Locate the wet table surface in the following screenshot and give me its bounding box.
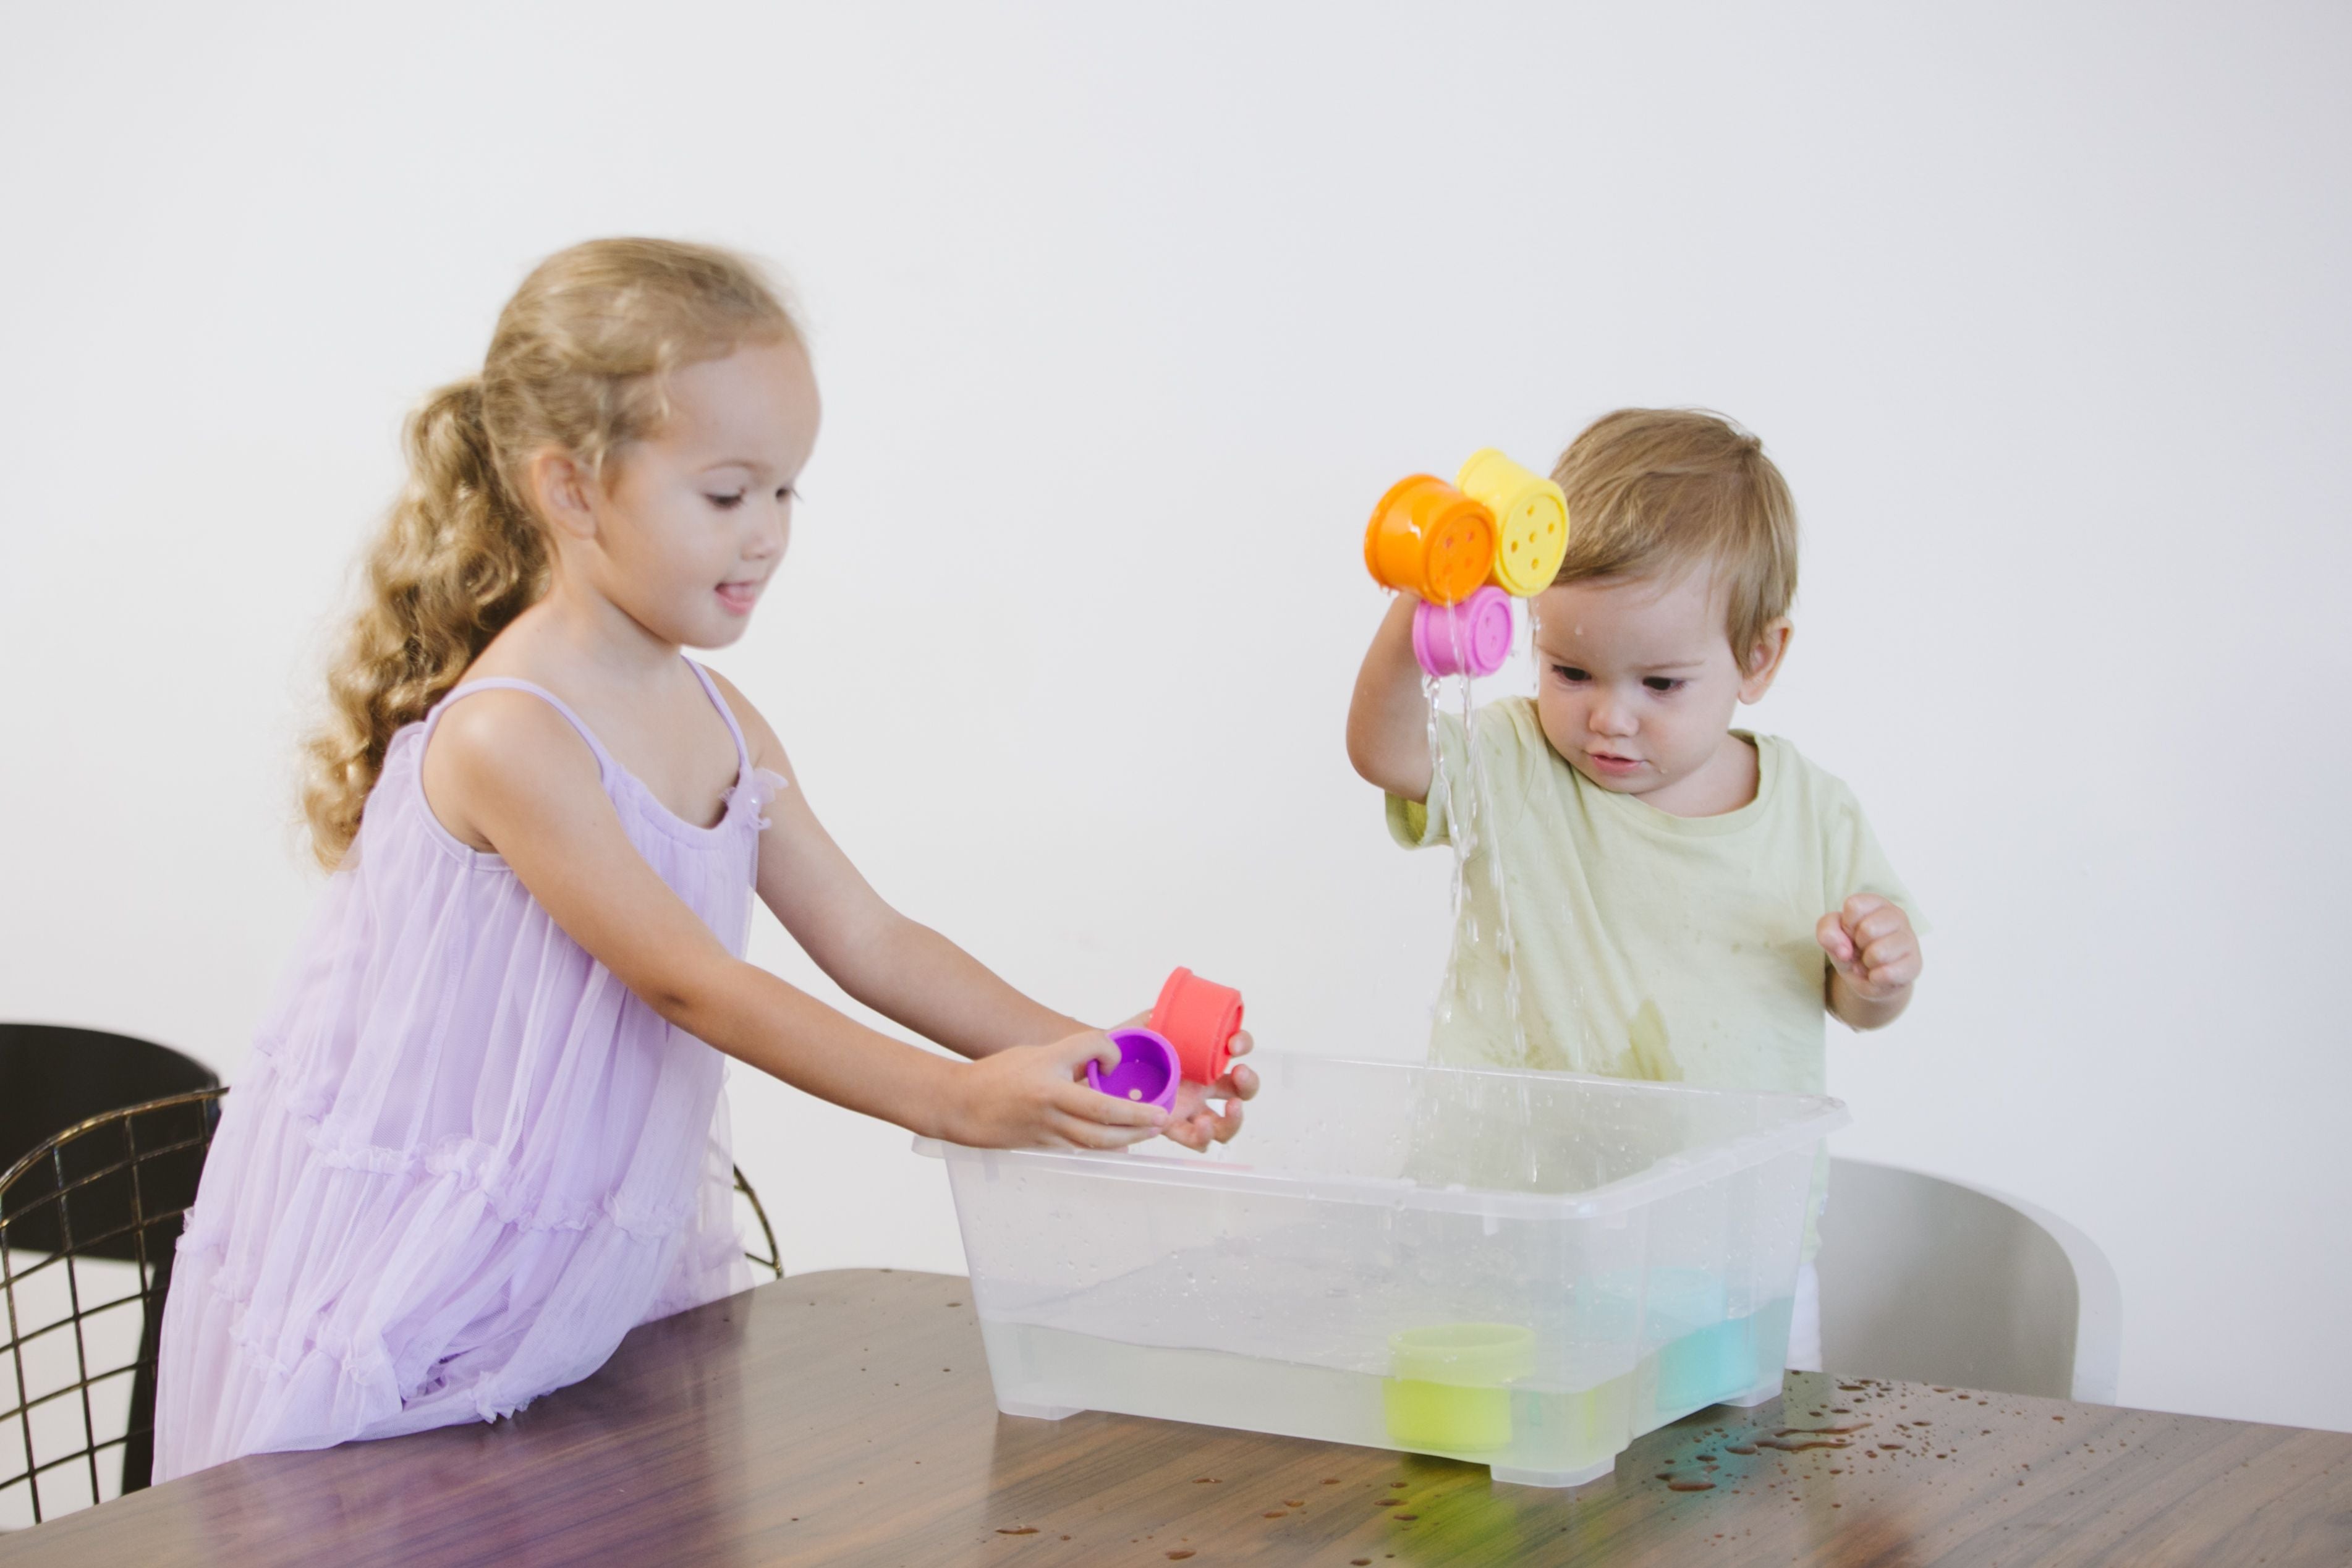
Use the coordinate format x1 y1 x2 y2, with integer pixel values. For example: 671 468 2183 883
7 1268 2349 1566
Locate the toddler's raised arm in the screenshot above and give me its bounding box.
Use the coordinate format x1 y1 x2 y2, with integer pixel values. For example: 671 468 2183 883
1346 593 1435 803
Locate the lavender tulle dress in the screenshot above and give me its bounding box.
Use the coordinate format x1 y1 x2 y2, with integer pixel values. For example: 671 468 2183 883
154 661 776 1480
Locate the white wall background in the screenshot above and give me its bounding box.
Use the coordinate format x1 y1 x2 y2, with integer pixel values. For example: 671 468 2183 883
3 2 2346 1435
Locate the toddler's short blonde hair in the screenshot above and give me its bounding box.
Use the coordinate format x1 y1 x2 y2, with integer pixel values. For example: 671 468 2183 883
1549 409 1798 665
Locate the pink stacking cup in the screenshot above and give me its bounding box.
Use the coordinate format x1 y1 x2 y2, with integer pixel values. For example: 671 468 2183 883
1412 585 1513 678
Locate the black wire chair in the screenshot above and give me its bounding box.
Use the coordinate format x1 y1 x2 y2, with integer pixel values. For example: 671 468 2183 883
1 1023 223 1528
2 1024 783 1528
733 1163 783 1282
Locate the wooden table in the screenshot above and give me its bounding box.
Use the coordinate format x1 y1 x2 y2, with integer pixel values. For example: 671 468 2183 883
6 1269 2348 1566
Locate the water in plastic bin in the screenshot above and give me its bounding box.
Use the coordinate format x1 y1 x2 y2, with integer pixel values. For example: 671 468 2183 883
982 1320 1638 1489
928 1054 1845 1488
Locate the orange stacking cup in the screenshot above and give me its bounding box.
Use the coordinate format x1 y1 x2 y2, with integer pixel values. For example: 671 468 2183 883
1364 476 1497 606
1148 967 1244 1085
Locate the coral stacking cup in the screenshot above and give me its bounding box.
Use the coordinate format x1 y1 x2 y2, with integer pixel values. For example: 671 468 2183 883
1412 585 1514 678
1148 967 1244 1084
1365 476 1497 606
1455 449 1570 597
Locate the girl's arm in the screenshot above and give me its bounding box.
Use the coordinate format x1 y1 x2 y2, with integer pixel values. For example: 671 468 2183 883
427 692 1166 1151
705 669 1255 1149
1346 593 1434 802
721 684 1083 1060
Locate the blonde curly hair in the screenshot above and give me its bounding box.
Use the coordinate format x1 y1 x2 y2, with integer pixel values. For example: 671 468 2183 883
301 238 800 868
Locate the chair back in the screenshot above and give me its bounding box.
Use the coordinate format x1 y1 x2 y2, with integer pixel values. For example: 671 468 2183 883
2 1027 219 1258
1817 1156 2121 1403
732 1164 782 1281
1 1026 784 1527
1 1025 224 1526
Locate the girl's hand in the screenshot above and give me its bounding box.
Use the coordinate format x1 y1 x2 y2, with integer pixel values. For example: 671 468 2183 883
1163 1030 1259 1152
1095 1012 1259 1153
948 1029 1171 1151
1817 894 1921 1001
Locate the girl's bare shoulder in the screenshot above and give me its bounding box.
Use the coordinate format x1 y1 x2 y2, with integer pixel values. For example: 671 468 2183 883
420 680 605 852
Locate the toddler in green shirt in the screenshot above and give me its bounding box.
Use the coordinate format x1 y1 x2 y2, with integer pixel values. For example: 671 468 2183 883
1344 407 1924 1370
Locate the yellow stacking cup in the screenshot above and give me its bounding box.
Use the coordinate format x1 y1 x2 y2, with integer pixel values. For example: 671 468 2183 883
1457 449 1569 597
1383 1323 1536 1453
1364 475 1498 606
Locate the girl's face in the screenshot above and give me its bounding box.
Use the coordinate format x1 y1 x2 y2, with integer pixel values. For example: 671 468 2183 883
558 336 822 650
1529 569 1787 813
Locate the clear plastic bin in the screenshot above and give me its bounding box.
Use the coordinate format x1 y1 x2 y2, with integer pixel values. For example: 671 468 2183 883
917 1052 1846 1487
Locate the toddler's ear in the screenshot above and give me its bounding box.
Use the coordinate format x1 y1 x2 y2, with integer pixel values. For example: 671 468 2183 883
1739 618 1794 702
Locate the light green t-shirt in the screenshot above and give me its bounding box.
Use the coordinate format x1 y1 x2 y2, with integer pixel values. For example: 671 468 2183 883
1387 698 1919 1253
1390 697 1917 1088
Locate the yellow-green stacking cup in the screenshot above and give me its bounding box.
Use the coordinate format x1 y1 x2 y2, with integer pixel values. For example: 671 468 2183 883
1456 448 1569 596
1383 1323 1536 1452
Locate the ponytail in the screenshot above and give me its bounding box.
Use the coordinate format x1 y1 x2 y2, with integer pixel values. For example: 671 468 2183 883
299 378 547 868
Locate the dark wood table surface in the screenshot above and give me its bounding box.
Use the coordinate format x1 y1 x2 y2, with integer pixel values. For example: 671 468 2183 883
6 1268 2348 1566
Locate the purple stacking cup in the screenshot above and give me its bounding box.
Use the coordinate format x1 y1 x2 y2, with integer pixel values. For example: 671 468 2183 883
1087 1027 1181 1112
1412 585 1514 678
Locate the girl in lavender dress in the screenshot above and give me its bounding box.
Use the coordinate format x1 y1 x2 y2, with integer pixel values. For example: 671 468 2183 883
154 239 1257 1478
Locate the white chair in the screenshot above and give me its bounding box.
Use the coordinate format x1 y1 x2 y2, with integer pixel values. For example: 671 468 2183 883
1815 1157 2121 1403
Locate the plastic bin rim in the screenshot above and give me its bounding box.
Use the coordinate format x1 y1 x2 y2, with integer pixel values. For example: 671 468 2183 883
912 1053 1850 1222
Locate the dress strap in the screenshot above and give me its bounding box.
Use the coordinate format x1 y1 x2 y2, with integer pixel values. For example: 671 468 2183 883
684 659 754 777
425 677 618 785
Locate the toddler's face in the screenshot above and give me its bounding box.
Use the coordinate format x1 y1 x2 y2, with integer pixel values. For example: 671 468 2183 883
587 337 821 649
1529 569 1781 809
